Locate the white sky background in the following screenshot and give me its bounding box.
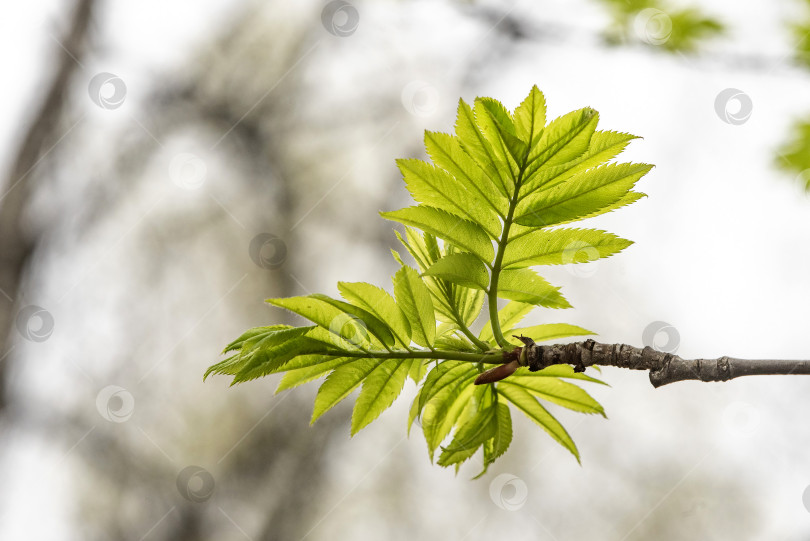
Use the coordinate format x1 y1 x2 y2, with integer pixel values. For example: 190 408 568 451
4 0 810 539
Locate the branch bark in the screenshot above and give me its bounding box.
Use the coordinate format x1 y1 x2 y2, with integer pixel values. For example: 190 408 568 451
517 338 810 388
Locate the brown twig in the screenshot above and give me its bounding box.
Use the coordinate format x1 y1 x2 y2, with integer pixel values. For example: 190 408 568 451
510 337 810 388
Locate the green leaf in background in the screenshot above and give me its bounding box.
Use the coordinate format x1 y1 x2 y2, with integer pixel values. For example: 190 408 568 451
776 118 810 191
599 0 724 53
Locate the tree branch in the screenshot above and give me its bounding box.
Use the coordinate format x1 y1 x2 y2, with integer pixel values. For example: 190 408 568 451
516 338 810 388
0 0 95 412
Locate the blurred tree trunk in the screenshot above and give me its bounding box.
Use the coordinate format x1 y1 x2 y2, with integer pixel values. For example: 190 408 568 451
0 0 96 411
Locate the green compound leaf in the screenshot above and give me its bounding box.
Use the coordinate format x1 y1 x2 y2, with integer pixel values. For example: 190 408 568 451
393 266 436 348
475 402 512 479
411 361 479 458
438 393 498 467
497 268 571 309
397 158 501 238
499 383 580 462
503 228 632 269
515 163 652 228
220 325 291 355
474 98 526 172
423 253 490 291
210 84 653 476
338 282 412 348
455 99 512 197
309 293 396 348
521 130 637 194
424 131 507 217
381 206 495 263
508 323 594 344
351 359 411 435
523 107 599 181
479 301 534 344
275 356 353 393
312 358 380 424
504 376 605 416
514 85 546 151
267 296 371 347
232 333 325 384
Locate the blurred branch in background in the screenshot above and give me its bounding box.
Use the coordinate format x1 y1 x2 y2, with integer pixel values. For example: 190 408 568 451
0 0 95 412
65 5 350 539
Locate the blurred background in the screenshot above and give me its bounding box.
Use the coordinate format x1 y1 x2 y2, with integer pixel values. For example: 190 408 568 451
3 0 810 539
